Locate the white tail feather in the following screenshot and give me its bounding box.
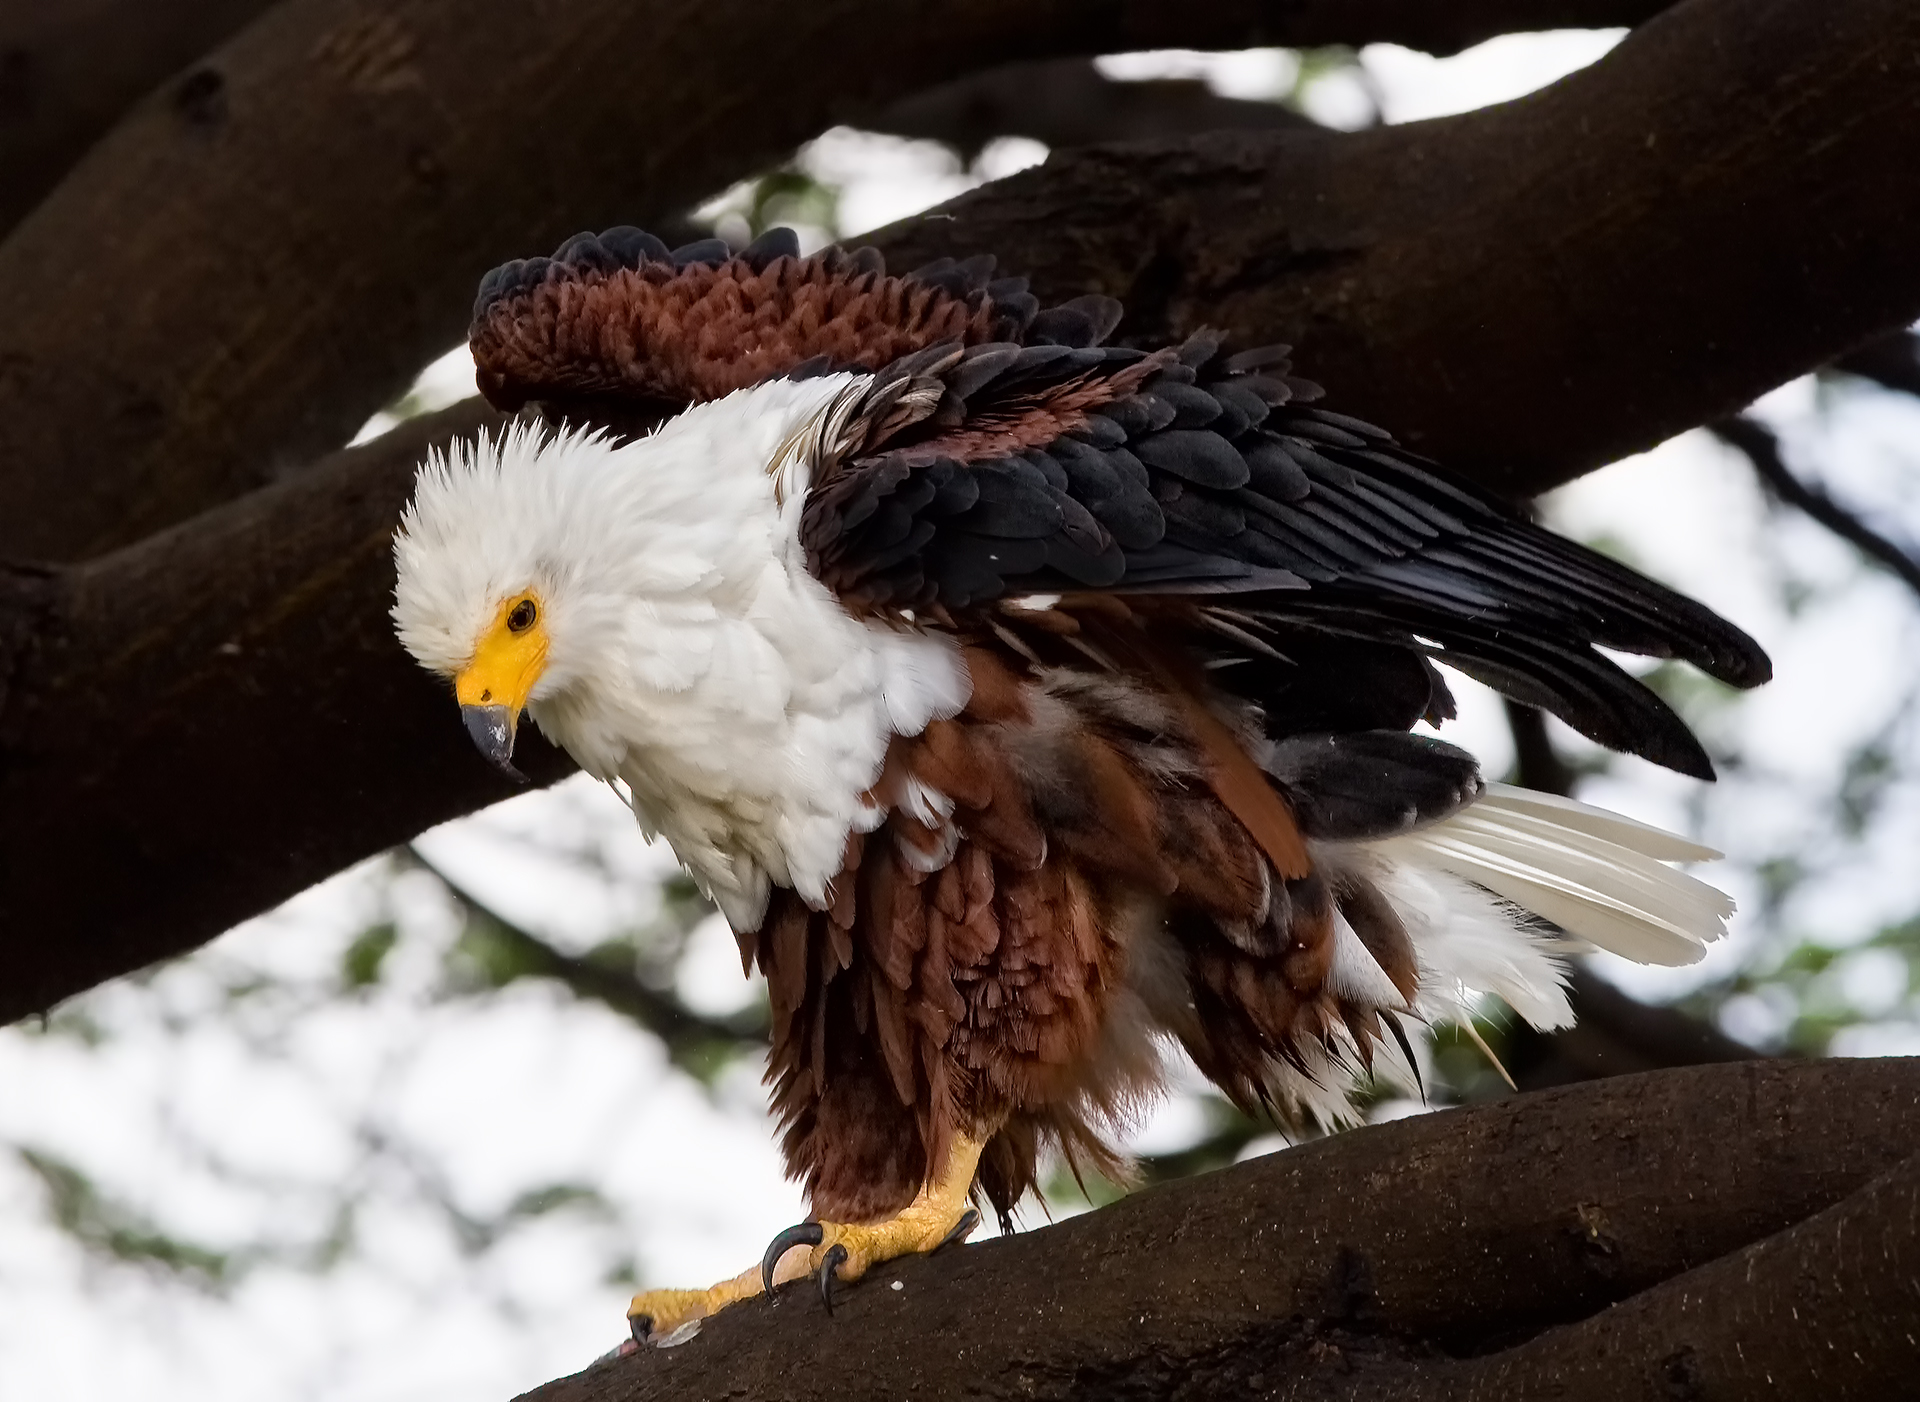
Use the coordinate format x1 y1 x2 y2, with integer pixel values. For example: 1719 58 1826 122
1271 786 1734 1127
1374 783 1733 969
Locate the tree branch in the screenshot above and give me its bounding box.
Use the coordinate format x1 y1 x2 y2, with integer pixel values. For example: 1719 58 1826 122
873 59 1311 160
3 0 1916 1021
0 399 573 1020
1503 700 1580 798
1712 414 1920 601
0 0 1679 565
517 1059 1920 1402
0 0 1673 264
0 0 277 238
868 0 1920 496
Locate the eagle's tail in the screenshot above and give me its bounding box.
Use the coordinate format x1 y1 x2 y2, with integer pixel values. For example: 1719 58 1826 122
1366 782 1732 1036
1242 785 1735 1128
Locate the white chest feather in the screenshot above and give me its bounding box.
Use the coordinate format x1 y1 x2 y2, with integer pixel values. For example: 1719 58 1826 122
510 378 969 930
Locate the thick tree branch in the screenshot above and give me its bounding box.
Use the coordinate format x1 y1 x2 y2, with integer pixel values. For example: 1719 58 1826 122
870 0 1920 496
0 0 1678 565
874 59 1311 159
0 0 276 238
2 0 1915 1021
518 1059 1919 1402
0 0 1671 265
1712 414 1920 600
0 400 573 1020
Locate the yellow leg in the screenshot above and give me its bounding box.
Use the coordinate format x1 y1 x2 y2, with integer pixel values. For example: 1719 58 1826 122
627 1264 765 1346
626 1132 988 1345
767 1132 987 1313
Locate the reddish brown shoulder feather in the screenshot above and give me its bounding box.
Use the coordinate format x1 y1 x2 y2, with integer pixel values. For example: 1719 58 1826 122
468 228 1030 415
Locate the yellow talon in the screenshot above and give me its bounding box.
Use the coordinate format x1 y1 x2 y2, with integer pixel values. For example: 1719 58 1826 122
627 1265 760 1345
786 1132 988 1309
627 1132 990 1344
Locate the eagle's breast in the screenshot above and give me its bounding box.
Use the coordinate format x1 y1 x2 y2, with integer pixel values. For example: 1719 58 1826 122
515 374 970 931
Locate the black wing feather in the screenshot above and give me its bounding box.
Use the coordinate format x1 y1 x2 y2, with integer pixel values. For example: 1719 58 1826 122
802 322 1768 777
479 226 1767 777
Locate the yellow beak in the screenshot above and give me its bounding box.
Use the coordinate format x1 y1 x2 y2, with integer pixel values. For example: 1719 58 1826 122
454 594 549 781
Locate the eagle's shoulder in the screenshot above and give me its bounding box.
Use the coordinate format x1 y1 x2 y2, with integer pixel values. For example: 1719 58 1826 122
468 225 1061 420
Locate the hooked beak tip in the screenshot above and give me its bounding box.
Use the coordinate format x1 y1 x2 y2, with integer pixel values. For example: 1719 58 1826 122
460 703 527 784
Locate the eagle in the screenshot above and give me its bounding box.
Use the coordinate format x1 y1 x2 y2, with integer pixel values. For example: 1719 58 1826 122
390 226 1768 1344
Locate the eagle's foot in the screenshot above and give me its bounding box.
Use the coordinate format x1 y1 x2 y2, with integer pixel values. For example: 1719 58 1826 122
627 1265 762 1347
760 1133 988 1314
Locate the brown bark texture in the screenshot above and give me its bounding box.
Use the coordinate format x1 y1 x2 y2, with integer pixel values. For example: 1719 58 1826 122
0 0 1916 1022
0 1 1672 254
0 0 1674 567
876 58 1314 158
0 0 277 236
519 1059 1920 1402
871 0 1920 494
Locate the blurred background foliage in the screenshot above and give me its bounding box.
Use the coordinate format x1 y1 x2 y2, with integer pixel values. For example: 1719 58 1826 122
4 33 1918 1402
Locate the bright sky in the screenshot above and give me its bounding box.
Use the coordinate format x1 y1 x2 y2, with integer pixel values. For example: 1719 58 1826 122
6 28 1918 1401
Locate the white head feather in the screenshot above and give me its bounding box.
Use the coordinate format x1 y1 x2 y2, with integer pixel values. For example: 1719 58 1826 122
392 375 970 930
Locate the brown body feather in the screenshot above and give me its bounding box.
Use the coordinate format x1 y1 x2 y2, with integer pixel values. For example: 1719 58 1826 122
749 634 1411 1225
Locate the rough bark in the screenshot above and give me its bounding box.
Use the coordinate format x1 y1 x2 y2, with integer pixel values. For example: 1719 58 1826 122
0 1 1674 255
0 0 277 237
0 400 572 1019
1 0 1915 1021
0 0 1679 566
875 58 1312 159
518 1059 1920 1402
868 0 1920 496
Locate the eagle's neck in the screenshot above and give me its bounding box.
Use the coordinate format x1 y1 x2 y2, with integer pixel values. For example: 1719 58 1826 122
524 378 969 931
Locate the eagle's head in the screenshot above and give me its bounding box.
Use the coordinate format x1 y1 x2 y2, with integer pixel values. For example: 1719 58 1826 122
390 380 969 930
391 418 637 781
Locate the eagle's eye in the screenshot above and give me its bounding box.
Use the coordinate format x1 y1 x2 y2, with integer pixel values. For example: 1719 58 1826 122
507 598 538 633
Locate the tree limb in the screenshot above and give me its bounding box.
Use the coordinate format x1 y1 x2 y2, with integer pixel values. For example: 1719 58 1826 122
3 0 1916 1021
868 0 1920 496
873 59 1311 160
0 0 1680 565
0 0 1674 265
1712 414 1920 601
0 0 277 238
517 1059 1920 1402
0 399 571 1020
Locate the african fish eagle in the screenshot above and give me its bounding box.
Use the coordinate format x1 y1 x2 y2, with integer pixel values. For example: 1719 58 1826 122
390 226 1768 1344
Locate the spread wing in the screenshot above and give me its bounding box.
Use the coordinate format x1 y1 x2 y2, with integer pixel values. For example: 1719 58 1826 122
467 225 1770 778
796 316 1770 781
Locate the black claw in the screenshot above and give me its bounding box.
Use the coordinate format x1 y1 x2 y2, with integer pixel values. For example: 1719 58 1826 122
817 1243 849 1316
629 1313 652 1345
1382 1010 1425 1100
762 1221 824 1296
936 1207 982 1252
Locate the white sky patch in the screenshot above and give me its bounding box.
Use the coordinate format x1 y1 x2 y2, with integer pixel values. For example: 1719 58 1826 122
1363 30 1627 123
1096 30 1627 130
1096 47 1302 99
350 343 478 447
